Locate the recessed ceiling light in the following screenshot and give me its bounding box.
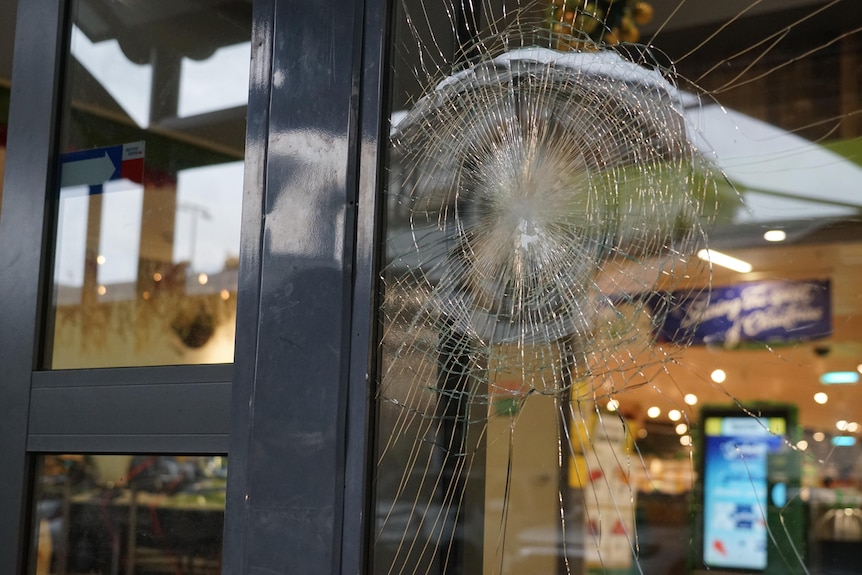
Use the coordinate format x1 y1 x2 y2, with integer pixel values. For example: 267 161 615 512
837 420 848 431
814 392 829 405
697 249 753 274
813 432 825 442
607 399 620 412
647 406 661 418
675 423 688 435
763 230 786 242
684 393 698 406
668 409 682 422
680 435 692 446
710 369 727 384
796 440 808 451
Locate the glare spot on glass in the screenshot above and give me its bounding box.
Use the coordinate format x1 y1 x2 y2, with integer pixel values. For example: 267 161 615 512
814 392 829 404
680 435 692 446
668 409 682 422
763 229 787 242
675 423 688 435
684 393 698 406
796 440 809 451
607 399 620 411
647 406 661 418
813 431 826 442
198 273 209 285
710 369 727 383
836 420 848 431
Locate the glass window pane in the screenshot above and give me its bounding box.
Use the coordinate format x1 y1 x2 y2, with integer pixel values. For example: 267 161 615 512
47 1 252 369
374 2 861 575
30 454 227 575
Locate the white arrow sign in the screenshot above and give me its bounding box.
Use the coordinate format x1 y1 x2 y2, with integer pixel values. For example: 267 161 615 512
60 151 118 188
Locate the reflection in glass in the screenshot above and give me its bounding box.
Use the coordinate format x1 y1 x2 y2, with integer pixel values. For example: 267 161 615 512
48 2 252 368
374 2 862 575
30 454 227 575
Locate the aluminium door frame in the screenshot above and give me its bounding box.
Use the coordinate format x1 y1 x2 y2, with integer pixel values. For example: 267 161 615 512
0 0 391 573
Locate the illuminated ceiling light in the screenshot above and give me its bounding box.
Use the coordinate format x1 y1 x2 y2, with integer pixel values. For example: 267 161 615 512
814 392 829 405
153 272 163 282
142 291 151 300
796 440 808 451
820 371 860 385
836 420 848 431
220 289 231 301
680 435 692 446
96 254 106 265
637 428 648 439
198 273 209 285
684 393 698 406
857 364 862 375
710 369 727 384
647 406 661 418
668 409 682 422
607 399 620 412
697 249 753 274
97 285 107 296
763 229 786 242
675 423 688 435
847 422 860 433
813 432 825 442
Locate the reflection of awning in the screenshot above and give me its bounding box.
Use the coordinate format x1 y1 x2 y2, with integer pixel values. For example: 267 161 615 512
391 48 862 232
686 103 862 223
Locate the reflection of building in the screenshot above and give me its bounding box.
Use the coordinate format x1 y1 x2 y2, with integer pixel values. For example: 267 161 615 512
0 1 861 575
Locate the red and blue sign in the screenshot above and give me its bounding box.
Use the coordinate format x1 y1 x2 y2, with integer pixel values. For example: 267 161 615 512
60 141 145 193
655 279 831 346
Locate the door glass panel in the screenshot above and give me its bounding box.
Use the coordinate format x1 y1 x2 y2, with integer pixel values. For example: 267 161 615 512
30 454 227 575
47 1 252 369
374 2 862 575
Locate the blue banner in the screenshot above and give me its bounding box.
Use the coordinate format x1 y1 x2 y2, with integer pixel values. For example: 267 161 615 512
656 279 831 346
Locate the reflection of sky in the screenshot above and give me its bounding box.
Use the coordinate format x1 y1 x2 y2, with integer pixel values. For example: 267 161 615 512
174 162 244 273
71 26 151 127
57 25 249 288
55 189 89 287
56 162 243 286
179 43 251 117
71 26 250 126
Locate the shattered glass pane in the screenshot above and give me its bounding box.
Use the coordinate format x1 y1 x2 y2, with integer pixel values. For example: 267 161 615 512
374 1 862 574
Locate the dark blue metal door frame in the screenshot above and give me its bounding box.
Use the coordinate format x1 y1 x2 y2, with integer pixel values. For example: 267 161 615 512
223 0 390 572
0 0 391 573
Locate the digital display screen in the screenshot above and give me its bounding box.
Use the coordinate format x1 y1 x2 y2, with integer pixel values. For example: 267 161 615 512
701 415 786 571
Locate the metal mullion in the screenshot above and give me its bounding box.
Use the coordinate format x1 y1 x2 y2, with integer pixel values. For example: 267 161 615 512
0 0 67 572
